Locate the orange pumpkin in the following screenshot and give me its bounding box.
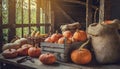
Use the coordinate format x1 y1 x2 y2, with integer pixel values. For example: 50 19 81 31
50 31 62 43
44 37 53 43
17 44 33 56
73 29 87 42
62 30 72 38
28 46 41 57
39 53 56 65
2 49 18 59
71 48 92 64
58 37 72 44
71 39 92 64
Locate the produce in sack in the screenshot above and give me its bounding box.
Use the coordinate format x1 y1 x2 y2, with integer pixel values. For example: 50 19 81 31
62 30 72 38
71 39 92 64
2 49 18 59
60 22 81 33
58 37 72 44
50 31 62 43
28 45 41 57
17 44 33 56
73 29 87 42
44 37 53 43
39 53 56 65
87 19 120 64
2 43 20 51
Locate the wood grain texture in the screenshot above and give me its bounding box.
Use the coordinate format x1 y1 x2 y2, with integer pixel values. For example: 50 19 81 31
1 54 120 69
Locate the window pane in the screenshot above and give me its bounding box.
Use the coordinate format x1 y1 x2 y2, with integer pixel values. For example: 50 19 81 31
23 27 29 36
3 29 8 43
16 28 22 38
16 0 22 24
2 0 8 24
23 0 29 24
40 26 45 34
31 0 36 24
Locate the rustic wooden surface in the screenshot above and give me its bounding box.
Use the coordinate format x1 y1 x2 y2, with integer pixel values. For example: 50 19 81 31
1 54 120 69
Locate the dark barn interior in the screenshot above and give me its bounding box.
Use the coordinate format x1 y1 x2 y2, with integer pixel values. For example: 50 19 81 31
0 0 120 69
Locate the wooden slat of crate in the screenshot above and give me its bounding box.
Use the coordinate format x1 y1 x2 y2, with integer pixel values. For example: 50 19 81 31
40 42 85 62
41 42 65 48
42 47 64 53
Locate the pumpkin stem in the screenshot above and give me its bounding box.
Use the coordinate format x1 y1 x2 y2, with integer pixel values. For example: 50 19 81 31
79 38 90 50
9 49 11 51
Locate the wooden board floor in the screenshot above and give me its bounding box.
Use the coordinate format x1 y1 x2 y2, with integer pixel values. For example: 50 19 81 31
0 54 120 69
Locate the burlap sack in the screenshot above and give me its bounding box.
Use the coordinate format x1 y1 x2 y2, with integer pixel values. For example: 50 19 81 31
87 19 120 64
60 22 81 33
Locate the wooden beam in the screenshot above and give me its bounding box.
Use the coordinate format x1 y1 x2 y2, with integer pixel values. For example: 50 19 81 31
0 0 3 52
62 0 98 9
99 0 111 23
1 24 51 29
8 0 16 42
36 0 40 31
55 3 75 23
28 0 31 34
21 0 24 37
86 0 93 28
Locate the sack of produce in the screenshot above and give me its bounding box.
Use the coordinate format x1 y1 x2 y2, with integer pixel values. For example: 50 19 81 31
60 22 81 33
87 19 120 64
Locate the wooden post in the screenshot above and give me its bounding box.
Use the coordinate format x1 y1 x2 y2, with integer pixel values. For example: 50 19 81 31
0 0 3 52
28 0 31 34
50 0 55 34
86 0 92 29
8 0 16 42
99 0 111 23
36 0 40 31
21 0 24 37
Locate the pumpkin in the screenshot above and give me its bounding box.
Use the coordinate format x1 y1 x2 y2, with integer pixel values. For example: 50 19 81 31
73 29 87 42
71 39 92 64
39 53 56 65
50 31 62 43
17 44 33 56
2 49 18 59
62 30 72 38
28 46 41 57
2 43 20 51
58 37 72 44
44 37 53 43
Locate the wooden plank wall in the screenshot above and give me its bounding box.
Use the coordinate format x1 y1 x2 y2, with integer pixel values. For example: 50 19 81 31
52 0 99 32
99 0 111 23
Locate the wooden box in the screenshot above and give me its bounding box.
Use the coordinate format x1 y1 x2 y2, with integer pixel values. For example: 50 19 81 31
40 42 85 62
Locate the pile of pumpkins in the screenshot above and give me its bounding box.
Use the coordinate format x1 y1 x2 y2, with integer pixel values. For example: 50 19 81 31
2 37 56 65
45 29 87 44
44 29 92 65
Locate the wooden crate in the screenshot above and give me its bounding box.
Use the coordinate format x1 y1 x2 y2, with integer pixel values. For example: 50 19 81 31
40 41 85 62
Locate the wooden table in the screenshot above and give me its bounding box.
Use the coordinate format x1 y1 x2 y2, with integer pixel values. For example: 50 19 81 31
1 54 120 69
